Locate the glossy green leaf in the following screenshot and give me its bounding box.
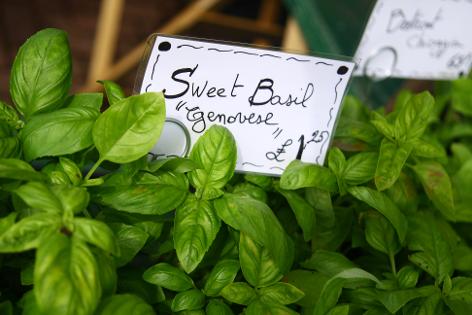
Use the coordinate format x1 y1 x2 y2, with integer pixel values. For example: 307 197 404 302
444 277 472 315
364 211 400 256
407 212 453 283
203 259 240 296
285 269 329 308
93 92 166 164
0 158 45 181
416 291 445 315
244 300 298 315
397 266 419 289
344 152 378 186
370 111 395 140
0 212 17 235
93 171 188 215
94 249 117 298
189 125 237 200
412 161 455 220
244 174 273 190
0 214 60 253
206 299 233 315
280 160 337 192
411 138 447 160
220 282 256 305
377 286 437 314
58 157 82 185
394 91 435 141
95 294 155 315
375 138 412 191
143 262 194 292
174 196 221 273
301 250 356 276
451 78 472 116
233 182 267 203
277 187 315 241
34 233 101 315
349 186 408 244
259 282 304 305
0 100 22 129
21 98 101 160
98 80 125 105
73 218 119 255
108 223 148 267
14 181 63 214
239 232 282 288
171 289 205 312
214 193 294 275
10 28 71 119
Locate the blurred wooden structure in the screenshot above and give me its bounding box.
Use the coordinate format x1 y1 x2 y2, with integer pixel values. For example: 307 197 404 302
81 0 307 92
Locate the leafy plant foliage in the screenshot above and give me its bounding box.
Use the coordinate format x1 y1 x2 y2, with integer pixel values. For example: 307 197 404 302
1 28 472 315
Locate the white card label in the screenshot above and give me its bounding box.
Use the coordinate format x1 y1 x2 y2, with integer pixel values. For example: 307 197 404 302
138 35 354 175
354 0 472 80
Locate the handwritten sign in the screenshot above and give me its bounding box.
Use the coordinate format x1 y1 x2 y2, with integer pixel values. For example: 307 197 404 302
354 0 472 80
136 35 354 175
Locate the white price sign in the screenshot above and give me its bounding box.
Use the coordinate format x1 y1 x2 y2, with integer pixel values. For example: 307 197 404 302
136 35 354 175
354 0 472 80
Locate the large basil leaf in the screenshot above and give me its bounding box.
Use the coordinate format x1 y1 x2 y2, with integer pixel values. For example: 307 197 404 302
203 259 240 296
375 138 412 191
280 160 337 192
214 193 294 275
0 158 45 181
10 28 71 119
444 277 472 315
277 187 315 241
220 282 257 305
34 233 101 315
349 186 408 244
20 93 101 161
376 286 437 314
0 100 22 129
206 299 233 315
394 91 434 141
108 223 148 267
259 282 305 305
407 212 453 284
171 289 205 312
73 218 119 255
98 80 125 105
239 232 282 288
92 92 166 164
93 249 117 298
174 196 221 273
364 211 401 257
344 152 378 186
412 161 455 220
189 125 237 200
143 262 194 292
0 214 61 253
93 171 188 215
95 294 155 315
285 270 329 308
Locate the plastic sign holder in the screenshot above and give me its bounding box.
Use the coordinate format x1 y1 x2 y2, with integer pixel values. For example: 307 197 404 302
135 35 355 176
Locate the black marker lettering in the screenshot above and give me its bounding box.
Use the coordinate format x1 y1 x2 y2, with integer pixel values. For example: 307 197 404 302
231 74 244 97
248 78 274 106
163 64 199 99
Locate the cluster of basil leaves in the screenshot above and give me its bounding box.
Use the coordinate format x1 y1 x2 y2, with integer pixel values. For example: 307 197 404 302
1 28 472 315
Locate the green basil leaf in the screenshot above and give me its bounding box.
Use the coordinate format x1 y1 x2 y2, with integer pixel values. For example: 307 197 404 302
411 138 447 160
327 305 349 315
244 300 298 315
386 172 418 215
233 183 267 203
93 171 188 215
117 268 165 304
349 186 408 244
394 91 435 141
397 265 420 289
0 100 22 129
244 174 273 191
93 249 117 298
0 214 60 253
335 120 381 145
73 218 119 255
148 157 198 173
239 232 282 288
98 80 125 105
58 157 82 186
0 158 45 181
280 160 337 192
0 212 18 235
451 77 472 116
10 28 71 119
344 152 378 186
285 269 329 308
0 301 13 315
416 291 446 315
407 211 453 284
0 132 21 159
171 289 205 312
108 223 148 267
93 92 165 164
34 233 101 315
214 193 294 275
21 104 100 161
301 250 356 275
19 291 44 315
276 187 315 241
95 294 155 315
412 161 455 220
189 125 237 200
364 211 400 257
376 286 438 314
14 181 62 214
203 259 240 297
206 299 233 315
174 196 220 273
143 262 193 292
259 282 304 305
220 282 256 305
375 138 412 191
370 111 395 140
444 277 472 315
